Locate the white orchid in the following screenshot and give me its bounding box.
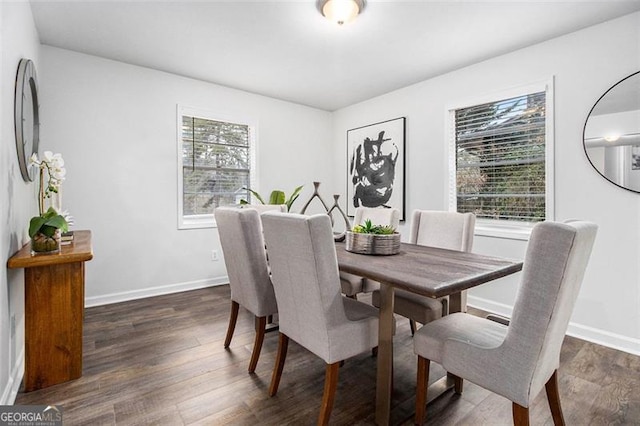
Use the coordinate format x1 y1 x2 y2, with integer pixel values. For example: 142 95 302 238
30 151 68 215
31 152 66 190
28 153 39 166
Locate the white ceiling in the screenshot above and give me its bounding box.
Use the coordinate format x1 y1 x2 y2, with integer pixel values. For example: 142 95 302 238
30 0 640 111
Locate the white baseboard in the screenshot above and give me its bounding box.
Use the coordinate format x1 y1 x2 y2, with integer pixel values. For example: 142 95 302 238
566 322 640 356
1 348 24 405
468 295 640 356
467 295 514 318
85 276 229 307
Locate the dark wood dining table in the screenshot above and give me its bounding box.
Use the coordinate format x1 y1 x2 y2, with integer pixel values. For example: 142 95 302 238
335 241 523 426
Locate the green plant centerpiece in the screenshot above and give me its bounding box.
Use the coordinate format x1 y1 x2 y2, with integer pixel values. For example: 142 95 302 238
352 219 396 235
346 219 401 255
240 185 303 212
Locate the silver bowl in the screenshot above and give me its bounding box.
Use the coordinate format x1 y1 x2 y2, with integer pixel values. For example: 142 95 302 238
345 231 400 255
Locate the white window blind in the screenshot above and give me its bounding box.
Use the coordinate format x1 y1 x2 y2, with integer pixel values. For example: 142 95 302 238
454 91 546 223
179 112 252 225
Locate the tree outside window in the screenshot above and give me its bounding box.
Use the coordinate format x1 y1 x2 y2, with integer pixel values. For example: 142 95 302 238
178 108 255 228
454 91 547 223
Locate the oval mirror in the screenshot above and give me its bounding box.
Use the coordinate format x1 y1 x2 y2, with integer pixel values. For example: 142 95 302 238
583 71 640 193
14 58 40 182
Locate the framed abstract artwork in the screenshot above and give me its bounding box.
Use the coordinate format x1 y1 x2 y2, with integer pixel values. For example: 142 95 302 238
347 117 405 220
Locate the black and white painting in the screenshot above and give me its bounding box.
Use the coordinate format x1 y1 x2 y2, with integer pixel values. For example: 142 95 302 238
347 117 405 219
632 146 640 170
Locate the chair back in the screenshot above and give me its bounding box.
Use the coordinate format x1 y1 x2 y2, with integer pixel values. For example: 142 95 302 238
214 207 278 317
507 220 597 399
410 210 475 251
261 212 348 357
239 204 287 214
354 207 400 229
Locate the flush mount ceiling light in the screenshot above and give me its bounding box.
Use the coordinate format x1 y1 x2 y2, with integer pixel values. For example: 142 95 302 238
318 0 365 25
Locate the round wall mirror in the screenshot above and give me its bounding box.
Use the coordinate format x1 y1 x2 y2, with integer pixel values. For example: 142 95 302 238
14 58 40 182
583 71 640 193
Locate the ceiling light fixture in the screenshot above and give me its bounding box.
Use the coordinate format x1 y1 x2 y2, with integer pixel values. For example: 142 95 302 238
318 0 365 25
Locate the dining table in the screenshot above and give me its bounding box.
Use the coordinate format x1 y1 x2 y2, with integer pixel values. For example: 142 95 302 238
335 240 524 426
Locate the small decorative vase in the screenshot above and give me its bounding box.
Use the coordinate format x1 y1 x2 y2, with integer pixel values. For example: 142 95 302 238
345 231 401 255
299 183 353 242
299 182 332 215
30 230 61 255
327 194 352 242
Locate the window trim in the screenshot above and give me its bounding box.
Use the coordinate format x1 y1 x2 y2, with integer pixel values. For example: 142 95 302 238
176 105 258 229
445 79 555 240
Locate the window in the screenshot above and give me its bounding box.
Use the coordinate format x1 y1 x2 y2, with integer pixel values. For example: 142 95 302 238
177 106 255 229
448 82 554 239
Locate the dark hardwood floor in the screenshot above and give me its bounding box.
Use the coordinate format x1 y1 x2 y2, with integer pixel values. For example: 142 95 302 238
15 286 640 425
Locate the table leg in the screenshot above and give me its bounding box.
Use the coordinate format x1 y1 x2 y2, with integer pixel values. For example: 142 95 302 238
375 282 394 426
449 291 462 314
446 292 462 389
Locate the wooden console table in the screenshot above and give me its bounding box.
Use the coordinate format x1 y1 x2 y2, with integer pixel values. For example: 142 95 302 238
7 230 93 392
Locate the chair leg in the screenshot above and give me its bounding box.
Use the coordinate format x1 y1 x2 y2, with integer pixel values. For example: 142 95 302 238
248 316 267 373
410 319 417 336
318 362 340 426
512 403 530 426
545 370 566 426
269 333 289 396
224 301 239 348
415 356 430 425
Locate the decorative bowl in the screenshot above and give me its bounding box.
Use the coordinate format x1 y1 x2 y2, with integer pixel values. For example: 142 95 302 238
345 231 400 255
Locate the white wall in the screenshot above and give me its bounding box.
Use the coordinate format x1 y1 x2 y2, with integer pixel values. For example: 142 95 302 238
40 46 333 305
332 12 640 354
0 1 41 404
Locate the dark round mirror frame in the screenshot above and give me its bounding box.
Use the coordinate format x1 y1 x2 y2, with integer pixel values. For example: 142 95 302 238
583 70 640 194
14 58 40 182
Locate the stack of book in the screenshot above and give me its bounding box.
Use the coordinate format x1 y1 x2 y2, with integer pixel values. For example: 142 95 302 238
61 231 74 246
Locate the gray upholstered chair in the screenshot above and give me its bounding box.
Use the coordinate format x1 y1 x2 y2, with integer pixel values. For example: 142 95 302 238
214 206 282 373
261 212 383 425
413 220 597 425
372 210 475 334
340 207 400 299
239 203 287 214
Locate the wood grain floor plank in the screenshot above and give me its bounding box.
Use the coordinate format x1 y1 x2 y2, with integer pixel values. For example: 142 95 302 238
588 364 640 425
67 410 117 426
188 402 260 426
14 286 640 426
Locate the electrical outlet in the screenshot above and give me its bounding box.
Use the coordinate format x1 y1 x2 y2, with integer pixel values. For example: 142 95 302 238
211 250 219 261
10 315 16 338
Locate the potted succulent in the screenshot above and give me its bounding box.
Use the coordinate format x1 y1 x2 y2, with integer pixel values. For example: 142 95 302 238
346 219 400 255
